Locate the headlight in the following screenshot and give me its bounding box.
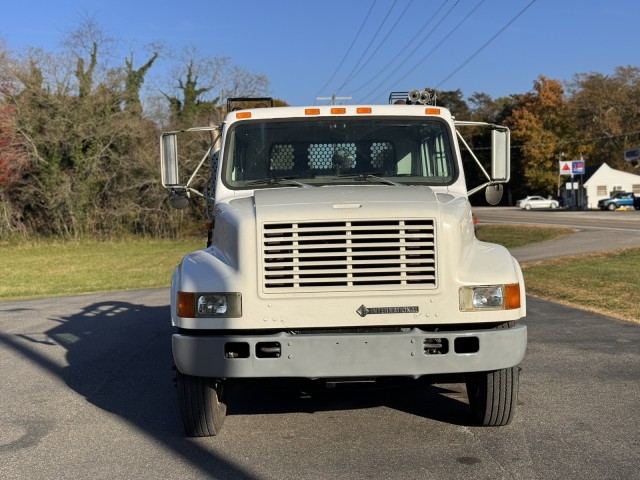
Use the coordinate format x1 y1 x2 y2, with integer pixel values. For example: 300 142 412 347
459 284 520 311
177 292 242 318
198 294 228 315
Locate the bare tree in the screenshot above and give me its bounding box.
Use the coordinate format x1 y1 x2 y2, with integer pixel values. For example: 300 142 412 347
0 22 275 238
221 65 270 99
163 46 271 127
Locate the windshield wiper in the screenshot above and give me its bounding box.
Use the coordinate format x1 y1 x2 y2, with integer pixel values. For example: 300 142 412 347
334 172 404 186
246 176 313 188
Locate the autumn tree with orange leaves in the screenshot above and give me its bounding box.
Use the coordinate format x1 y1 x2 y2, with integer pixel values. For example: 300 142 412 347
567 66 640 172
506 75 580 196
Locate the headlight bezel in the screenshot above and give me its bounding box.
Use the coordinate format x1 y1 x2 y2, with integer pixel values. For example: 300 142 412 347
177 291 242 318
459 283 520 312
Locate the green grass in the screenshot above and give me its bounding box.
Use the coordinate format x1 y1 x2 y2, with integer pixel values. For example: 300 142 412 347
520 249 640 323
476 224 639 323
0 238 203 301
475 224 574 248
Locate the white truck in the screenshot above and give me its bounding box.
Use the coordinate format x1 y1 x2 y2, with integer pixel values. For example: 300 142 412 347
160 91 527 437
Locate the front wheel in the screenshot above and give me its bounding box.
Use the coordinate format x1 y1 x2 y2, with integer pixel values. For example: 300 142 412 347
176 370 227 437
524 204 532 210
466 366 519 426
608 203 617 211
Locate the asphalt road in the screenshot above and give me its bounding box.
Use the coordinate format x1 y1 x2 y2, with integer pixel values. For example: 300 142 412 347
1 211 639 479
475 206 640 262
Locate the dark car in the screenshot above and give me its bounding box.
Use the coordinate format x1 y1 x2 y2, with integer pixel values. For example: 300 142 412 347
597 192 640 211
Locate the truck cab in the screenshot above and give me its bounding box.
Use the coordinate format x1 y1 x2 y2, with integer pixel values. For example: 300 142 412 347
160 92 526 436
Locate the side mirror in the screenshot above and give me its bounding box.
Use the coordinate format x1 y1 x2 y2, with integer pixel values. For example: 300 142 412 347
491 128 510 182
485 184 504 205
169 189 190 209
160 133 179 187
161 133 191 210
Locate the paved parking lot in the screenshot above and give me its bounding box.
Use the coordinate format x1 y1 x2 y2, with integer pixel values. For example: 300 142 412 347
1 288 638 479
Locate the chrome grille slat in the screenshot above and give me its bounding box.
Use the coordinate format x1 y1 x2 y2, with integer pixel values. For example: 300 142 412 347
263 251 436 260
266 258 434 265
265 267 435 276
263 241 435 249
262 219 437 292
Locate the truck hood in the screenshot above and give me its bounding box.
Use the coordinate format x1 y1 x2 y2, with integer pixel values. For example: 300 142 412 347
253 185 440 222
212 185 475 297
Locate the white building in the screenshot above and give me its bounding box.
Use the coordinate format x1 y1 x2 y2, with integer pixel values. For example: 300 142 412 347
583 163 640 209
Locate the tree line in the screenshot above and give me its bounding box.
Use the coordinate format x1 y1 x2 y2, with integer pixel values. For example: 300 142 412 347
437 69 640 205
1 21 639 238
0 20 272 239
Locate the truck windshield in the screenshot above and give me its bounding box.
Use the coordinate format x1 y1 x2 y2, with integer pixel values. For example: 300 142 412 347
223 117 457 188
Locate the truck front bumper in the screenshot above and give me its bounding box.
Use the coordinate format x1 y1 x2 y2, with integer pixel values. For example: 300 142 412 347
173 324 527 378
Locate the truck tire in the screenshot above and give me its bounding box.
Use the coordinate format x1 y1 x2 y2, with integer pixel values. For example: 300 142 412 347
466 365 519 426
608 203 617 211
176 370 227 437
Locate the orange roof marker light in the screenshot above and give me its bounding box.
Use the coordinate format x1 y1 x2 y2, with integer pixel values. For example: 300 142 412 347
305 108 321 116
330 107 346 115
236 111 252 119
356 107 372 114
425 108 441 115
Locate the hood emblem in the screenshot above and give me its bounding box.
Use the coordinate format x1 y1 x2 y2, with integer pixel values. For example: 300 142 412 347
356 305 419 317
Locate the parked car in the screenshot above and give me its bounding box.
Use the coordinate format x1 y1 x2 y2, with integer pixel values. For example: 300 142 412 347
517 196 560 210
597 192 640 211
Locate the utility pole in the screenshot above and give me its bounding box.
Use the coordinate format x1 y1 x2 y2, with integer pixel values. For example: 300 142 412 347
316 93 352 105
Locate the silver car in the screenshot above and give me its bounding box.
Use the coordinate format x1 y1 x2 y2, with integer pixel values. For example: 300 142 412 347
517 196 560 210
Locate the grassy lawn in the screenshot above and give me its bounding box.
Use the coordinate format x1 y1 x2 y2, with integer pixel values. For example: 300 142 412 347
476 224 640 323
2 229 638 323
519 249 640 323
0 238 203 301
474 223 574 248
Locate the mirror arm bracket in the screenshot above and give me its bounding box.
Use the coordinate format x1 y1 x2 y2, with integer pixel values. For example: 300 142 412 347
456 130 492 183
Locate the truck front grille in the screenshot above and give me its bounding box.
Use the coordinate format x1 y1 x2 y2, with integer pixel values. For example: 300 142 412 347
261 219 436 293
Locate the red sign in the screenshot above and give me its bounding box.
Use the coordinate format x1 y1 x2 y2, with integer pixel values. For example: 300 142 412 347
559 161 572 175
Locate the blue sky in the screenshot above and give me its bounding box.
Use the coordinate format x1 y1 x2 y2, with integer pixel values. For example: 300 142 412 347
1 0 637 106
